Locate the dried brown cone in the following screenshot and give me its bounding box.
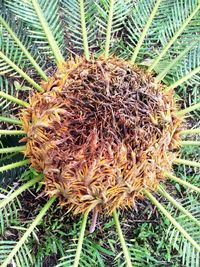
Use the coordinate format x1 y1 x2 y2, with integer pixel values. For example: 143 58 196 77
20 57 182 215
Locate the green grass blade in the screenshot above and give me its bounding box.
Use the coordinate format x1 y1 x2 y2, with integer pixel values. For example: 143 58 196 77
104 0 115 58
113 209 132 267
0 146 25 154
0 51 43 92
1 197 56 267
148 4 200 71
131 0 162 64
79 0 89 60
31 0 64 64
0 159 30 173
0 91 29 107
144 190 200 252
158 186 200 228
0 15 48 81
0 116 22 125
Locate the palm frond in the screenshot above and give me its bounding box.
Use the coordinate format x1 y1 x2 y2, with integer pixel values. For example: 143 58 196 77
95 0 132 55
0 116 22 125
0 176 41 235
0 14 48 80
0 26 26 77
148 0 200 71
156 39 200 81
0 49 43 91
130 0 162 63
0 197 56 267
165 195 200 267
0 90 29 107
0 240 33 267
124 0 200 67
180 128 200 135
4 0 65 63
61 0 93 58
73 212 89 267
165 173 200 193
0 76 15 115
0 159 30 173
174 158 200 168
0 142 26 187
113 209 132 267
56 239 106 267
124 0 162 61
0 146 25 154
0 193 21 235
180 140 200 146
0 130 25 136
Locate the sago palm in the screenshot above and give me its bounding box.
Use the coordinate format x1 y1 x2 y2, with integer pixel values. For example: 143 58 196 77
0 0 200 266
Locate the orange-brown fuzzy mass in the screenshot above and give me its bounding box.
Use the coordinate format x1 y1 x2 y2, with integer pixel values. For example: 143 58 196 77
20 57 182 214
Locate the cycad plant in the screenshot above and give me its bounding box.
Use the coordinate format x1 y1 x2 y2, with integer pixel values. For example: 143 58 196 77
0 0 200 266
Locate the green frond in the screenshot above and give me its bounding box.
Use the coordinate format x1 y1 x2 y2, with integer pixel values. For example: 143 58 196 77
0 26 27 76
0 146 25 154
104 0 115 58
0 175 41 210
0 116 22 125
158 186 200 228
0 176 41 235
56 238 108 267
0 51 43 91
180 141 200 146
1 197 56 267
174 158 200 168
0 240 33 266
0 76 15 114
113 209 132 267
165 172 200 193
155 40 199 81
0 193 21 235
95 0 132 55
0 130 25 136
0 90 29 107
177 101 200 116
0 159 30 173
165 195 200 267
73 212 89 267
0 142 26 187
167 65 200 90
124 0 164 62
79 0 90 59
0 14 48 80
130 0 162 64
144 190 200 253
4 0 65 63
181 128 200 135
148 1 200 71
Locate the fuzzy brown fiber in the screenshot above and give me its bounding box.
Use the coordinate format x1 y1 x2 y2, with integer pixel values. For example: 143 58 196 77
20 57 182 214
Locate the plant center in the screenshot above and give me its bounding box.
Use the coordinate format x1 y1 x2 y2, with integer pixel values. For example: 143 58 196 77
20 57 182 214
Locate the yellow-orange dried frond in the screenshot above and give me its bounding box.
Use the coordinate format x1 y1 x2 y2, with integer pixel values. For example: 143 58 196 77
20 57 182 214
